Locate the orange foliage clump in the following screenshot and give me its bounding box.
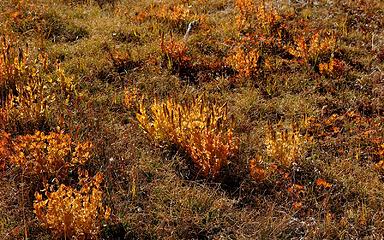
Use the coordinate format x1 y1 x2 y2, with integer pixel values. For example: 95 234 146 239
0 131 12 170
315 178 332 189
8 131 92 179
34 172 111 239
287 32 336 65
226 43 260 79
249 123 312 204
161 37 191 73
249 156 277 182
136 95 238 177
374 143 384 172
235 0 281 33
235 0 255 30
0 36 53 133
264 124 307 168
319 58 346 76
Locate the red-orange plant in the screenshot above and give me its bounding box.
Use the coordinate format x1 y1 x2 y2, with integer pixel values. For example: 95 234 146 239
319 58 345 76
136 95 238 177
8 131 92 180
0 131 12 170
34 172 111 239
161 37 191 74
287 32 336 66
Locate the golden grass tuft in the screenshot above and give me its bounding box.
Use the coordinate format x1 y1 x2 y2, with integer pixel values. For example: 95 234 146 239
0 36 55 133
249 123 310 182
264 123 307 168
136 95 238 177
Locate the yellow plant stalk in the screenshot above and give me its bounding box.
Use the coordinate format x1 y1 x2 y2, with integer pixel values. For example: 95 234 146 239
187 126 237 177
4 76 55 129
136 95 238 177
0 36 54 132
265 124 305 168
250 124 309 182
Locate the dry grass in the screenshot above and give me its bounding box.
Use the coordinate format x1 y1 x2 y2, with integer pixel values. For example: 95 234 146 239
0 0 383 239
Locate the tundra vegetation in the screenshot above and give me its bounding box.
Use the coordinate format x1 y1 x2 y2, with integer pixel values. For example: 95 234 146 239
0 0 383 239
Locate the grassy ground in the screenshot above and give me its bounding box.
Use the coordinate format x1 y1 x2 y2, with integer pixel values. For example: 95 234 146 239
0 0 383 239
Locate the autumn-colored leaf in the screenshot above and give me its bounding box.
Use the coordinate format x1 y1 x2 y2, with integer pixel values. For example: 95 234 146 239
249 159 266 182
292 202 303 210
288 184 305 194
315 178 332 189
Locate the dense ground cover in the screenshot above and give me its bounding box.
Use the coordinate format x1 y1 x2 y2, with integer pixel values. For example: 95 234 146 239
0 0 383 239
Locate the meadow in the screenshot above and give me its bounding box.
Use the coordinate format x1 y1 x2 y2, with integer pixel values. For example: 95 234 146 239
0 0 383 239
